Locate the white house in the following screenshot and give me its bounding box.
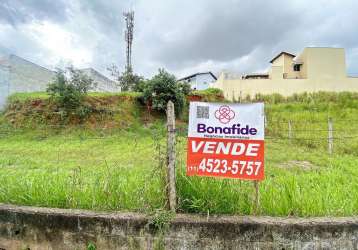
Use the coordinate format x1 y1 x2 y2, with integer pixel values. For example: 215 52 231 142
178 72 217 90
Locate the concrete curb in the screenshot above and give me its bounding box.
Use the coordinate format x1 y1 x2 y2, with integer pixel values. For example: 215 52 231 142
0 204 357 249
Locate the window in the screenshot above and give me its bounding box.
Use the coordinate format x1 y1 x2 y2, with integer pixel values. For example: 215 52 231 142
293 64 301 71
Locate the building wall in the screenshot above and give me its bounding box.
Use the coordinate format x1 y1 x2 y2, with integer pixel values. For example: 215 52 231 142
8 55 55 94
303 48 346 79
194 74 216 90
0 57 119 110
296 49 308 78
80 68 119 92
283 54 300 79
0 64 10 109
184 74 216 90
215 75 358 100
271 54 298 79
0 55 55 110
214 48 358 100
270 66 284 80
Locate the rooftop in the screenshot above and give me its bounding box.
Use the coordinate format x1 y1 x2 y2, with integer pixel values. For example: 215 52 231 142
270 51 296 63
178 72 217 81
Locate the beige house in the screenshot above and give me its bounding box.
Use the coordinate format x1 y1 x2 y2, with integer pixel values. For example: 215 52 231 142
213 47 358 100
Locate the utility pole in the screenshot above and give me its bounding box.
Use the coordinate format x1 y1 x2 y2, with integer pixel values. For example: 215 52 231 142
123 11 134 74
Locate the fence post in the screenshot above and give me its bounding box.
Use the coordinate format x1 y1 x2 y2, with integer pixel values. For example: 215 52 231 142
264 115 267 129
288 120 292 141
328 117 333 155
166 101 176 212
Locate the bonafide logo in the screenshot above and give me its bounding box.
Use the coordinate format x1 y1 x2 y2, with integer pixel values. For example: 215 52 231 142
197 123 258 135
215 105 235 124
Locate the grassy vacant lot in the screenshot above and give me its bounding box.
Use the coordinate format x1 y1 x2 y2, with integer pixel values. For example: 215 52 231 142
0 92 357 217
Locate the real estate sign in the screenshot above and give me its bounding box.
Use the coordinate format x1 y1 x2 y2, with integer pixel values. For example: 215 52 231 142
186 102 265 180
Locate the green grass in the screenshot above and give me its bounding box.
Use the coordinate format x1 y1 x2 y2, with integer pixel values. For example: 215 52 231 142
0 92 358 216
0 125 166 212
177 139 358 216
7 91 142 102
7 92 50 102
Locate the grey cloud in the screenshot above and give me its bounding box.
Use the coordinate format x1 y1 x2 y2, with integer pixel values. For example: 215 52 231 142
0 0 68 26
1 0 358 78
151 0 302 69
77 1 126 34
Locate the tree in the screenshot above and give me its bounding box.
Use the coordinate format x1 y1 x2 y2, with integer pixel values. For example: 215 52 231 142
47 67 95 113
118 71 144 91
143 69 189 115
107 64 144 91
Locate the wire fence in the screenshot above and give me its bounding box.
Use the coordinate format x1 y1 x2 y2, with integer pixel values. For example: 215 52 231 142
1 109 358 150
0 108 357 212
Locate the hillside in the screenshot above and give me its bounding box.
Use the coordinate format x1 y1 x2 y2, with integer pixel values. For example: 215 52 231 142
0 91 357 216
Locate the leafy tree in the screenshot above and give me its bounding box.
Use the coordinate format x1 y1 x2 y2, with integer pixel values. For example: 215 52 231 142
119 71 145 91
177 81 192 96
47 67 95 113
143 69 188 115
107 64 144 91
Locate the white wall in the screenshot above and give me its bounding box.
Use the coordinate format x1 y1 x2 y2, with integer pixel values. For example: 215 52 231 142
0 55 55 110
80 68 119 92
8 55 55 94
0 65 10 109
188 74 216 90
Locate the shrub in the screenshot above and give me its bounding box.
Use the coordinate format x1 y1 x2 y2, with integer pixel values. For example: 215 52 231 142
143 69 187 115
107 65 145 91
47 67 95 116
191 88 225 102
177 81 192 96
118 71 145 91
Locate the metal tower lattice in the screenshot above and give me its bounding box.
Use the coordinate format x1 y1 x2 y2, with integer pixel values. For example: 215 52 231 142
123 11 134 73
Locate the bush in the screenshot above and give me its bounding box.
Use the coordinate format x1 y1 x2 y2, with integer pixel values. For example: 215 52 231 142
47 67 95 116
192 88 223 96
107 65 145 91
118 71 145 91
191 88 225 102
143 69 187 115
177 81 192 96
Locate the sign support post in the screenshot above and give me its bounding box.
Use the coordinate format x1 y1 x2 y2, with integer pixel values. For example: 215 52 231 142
253 180 259 215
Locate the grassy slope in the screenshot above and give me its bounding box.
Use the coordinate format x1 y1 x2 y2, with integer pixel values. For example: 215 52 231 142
0 92 357 216
7 91 142 102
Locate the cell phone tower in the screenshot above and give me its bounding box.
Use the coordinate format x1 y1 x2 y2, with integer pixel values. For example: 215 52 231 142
123 11 134 74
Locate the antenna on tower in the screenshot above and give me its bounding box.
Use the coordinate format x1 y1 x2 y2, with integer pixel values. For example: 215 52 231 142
123 10 134 74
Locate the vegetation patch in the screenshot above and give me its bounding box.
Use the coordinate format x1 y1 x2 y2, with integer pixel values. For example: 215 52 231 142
190 88 225 102
277 161 318 171
4 92 144 128
0 91 357 217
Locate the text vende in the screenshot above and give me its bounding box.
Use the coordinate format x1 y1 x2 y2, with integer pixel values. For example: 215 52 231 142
191 139 260 156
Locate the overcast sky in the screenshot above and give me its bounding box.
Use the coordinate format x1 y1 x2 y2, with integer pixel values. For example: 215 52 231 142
1 0 358 79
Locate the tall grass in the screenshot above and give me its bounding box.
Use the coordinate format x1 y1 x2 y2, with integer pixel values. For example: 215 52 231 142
0 92 357 216
0 126 167 211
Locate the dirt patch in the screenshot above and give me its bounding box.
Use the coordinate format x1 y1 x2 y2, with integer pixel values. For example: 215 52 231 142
277 160 318 171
